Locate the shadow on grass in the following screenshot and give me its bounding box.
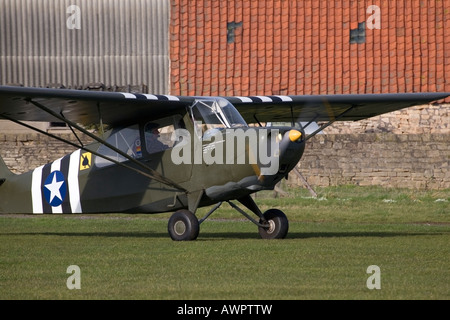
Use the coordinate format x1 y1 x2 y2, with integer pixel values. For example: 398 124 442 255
1 230 444 240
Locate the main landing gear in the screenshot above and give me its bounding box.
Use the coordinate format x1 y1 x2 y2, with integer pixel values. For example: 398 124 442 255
167 195 289 241
167 209 200 241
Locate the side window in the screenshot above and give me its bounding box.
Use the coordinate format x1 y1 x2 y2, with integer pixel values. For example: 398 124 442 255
144 115 184 154
95 124 141 168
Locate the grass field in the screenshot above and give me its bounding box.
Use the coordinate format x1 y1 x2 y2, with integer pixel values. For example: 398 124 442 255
0 185 448 300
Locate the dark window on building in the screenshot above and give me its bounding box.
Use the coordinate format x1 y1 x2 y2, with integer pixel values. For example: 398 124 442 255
49 122 67 128
350 22 366 44
227 21 243 43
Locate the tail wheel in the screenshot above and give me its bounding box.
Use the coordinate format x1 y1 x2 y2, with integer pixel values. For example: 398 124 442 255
168 209 199 241
258 209 289 239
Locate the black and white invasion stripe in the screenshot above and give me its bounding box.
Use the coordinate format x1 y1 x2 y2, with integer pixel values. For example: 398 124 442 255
31 149 82 214
233 95 294 103
120 93 180 101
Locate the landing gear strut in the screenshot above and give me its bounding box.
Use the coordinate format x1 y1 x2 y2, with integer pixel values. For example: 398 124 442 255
168 195 288 240
225 199 289 239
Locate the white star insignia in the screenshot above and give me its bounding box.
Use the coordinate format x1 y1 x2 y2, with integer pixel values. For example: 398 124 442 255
44 173 64 203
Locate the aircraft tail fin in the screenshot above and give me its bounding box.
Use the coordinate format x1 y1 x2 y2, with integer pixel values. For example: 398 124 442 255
0 155 14 180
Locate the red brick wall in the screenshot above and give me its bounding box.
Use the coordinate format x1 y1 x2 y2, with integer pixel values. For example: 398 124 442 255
170 0 450 97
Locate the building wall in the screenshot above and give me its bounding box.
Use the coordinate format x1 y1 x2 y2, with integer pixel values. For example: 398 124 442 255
2 0 448 97
295 133 450 190
0 122 49 133
0 133 93 174
170 0 450 97
0 0 170 94
323 103 450 134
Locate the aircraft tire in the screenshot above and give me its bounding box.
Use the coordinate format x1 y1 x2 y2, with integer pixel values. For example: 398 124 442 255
258 209 289 239
168 210 199 241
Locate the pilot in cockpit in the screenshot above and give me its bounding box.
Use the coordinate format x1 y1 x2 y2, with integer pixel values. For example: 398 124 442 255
145 123 169 154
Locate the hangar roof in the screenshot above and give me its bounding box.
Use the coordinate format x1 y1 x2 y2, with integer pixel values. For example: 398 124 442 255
170 0 450 102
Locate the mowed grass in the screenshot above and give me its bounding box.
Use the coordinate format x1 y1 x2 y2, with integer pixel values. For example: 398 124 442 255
0 185 448 300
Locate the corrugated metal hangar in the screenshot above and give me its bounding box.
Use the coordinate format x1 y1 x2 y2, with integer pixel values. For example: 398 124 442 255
0 0 170 93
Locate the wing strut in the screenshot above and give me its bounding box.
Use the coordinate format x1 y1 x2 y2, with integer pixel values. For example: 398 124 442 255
302 114 320 130
2 113 186 189
20 99 187 192
304 105 356 142
60 111 85 148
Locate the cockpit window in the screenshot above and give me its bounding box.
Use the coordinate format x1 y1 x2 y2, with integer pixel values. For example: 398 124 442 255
190 98 247 139
95 116 184 168
144 115 183 154
95 124 141 168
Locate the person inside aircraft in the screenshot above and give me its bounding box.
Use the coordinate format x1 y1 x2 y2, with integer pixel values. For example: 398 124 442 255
145 122 169 154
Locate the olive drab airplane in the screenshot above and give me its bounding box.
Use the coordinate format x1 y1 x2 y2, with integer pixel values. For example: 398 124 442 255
0 85 448 240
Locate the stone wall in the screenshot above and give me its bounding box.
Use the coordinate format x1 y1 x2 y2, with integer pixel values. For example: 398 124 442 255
293 133 449 190
0 132 448 190
0 133 92 174
324 104 450 134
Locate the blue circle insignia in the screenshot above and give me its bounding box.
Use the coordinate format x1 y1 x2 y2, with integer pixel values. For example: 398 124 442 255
43 171 67 207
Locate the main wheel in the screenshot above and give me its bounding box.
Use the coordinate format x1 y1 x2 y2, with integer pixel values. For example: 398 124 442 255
168 210 199 241
258 209 289 239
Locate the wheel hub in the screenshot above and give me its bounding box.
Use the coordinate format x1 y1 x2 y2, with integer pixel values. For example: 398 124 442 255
265 220 276 234
174 220 186 235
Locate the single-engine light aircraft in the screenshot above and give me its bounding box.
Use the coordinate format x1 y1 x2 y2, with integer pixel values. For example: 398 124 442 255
0 86 448 240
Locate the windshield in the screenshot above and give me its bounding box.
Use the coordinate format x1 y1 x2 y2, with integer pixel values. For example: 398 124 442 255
190 98 247 138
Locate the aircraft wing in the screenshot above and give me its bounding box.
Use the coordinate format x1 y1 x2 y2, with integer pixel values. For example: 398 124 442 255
0 86 196 126
0 86 448 126
226 93 450 123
